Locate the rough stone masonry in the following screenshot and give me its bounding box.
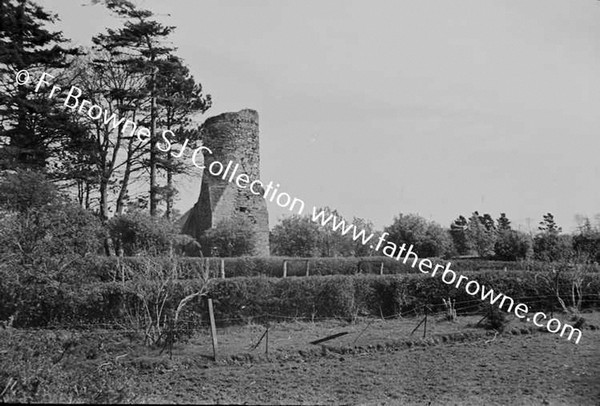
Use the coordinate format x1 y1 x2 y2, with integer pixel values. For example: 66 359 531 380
181 109 270 256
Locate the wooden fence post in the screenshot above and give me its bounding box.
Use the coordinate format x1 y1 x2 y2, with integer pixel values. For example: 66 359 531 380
380 262 384 275
220 259 225 279
423 306 428 338
283 260 288 278
207 298 218 361
265 324 269 359
305 260 310 277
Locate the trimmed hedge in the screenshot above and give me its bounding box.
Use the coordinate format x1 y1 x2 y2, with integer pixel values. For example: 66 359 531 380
55 256 598 283
3 270 599 328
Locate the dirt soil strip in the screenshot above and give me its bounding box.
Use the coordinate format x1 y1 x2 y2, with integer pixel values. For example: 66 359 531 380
138 331 600 405
2 313 599 404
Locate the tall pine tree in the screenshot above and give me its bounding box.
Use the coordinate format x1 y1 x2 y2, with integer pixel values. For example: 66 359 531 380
0 0 79 170
155 56 210 219
93 0 176 216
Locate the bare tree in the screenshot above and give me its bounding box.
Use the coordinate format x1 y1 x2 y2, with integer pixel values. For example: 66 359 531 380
123 256 211 347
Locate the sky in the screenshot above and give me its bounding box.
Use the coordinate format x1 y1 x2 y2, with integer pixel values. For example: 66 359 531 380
38 0 600 232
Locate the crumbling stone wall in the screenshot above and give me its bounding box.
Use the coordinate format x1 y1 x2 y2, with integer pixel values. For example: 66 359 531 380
182 109 270 256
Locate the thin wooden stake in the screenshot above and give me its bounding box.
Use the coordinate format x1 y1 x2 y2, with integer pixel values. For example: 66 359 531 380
250 327 268 351
379 262 384 275
265 325 269 358
220 259 225 279
423 307 428 338
283 260 288 278
410 316 427 336
207 298 218 361
305 260 310 277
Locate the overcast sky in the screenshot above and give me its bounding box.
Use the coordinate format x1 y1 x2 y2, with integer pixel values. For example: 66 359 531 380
39 0 600 232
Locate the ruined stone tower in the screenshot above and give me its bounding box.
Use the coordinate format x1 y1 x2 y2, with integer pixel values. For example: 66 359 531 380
181 109 270 256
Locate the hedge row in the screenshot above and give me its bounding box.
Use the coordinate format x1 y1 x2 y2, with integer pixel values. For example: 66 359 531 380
45 256 597 283
2 271 599 328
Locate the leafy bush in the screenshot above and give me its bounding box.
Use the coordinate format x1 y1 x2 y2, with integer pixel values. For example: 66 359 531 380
0 202 104 263
270 214 321 257
108 210 182 256
572 219 600 263
494 230 532 261
534 233 573 262
384 213 455 258
270 209 381 257
0 170 104 263
484 305 508 331
200 216 256 257
573 233 600 263
0 169 59 213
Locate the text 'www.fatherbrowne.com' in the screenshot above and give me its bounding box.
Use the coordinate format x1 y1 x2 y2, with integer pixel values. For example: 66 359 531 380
310 207 583 344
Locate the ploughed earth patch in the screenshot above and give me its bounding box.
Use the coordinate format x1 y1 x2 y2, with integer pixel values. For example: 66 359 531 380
1 312 599 404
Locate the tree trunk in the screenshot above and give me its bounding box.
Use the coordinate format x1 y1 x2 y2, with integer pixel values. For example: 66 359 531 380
166 155 173 220
85 183 91 210
115 136 136 215
149 64 158 216
99 175 109 221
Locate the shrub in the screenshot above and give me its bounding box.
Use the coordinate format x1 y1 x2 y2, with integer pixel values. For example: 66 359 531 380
108 210 180 256
494 230 532 261
0 170 104 263
534 233 573 262
270 215 321 257
573 232 600 263
200 216 255 257
384 213 454 258
485 306 508 331
0 169 59 213
0 202 104 263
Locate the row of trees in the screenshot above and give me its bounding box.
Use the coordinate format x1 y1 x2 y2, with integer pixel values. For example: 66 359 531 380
267 209 600 263
2 163 598 262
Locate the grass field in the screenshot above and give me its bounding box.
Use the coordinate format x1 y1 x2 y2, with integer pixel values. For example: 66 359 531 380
1 312 599 404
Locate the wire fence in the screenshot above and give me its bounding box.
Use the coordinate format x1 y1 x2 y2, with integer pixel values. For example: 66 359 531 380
10 294 598 334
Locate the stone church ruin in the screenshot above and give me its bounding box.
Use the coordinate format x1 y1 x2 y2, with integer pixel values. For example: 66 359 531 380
181 109 270 256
